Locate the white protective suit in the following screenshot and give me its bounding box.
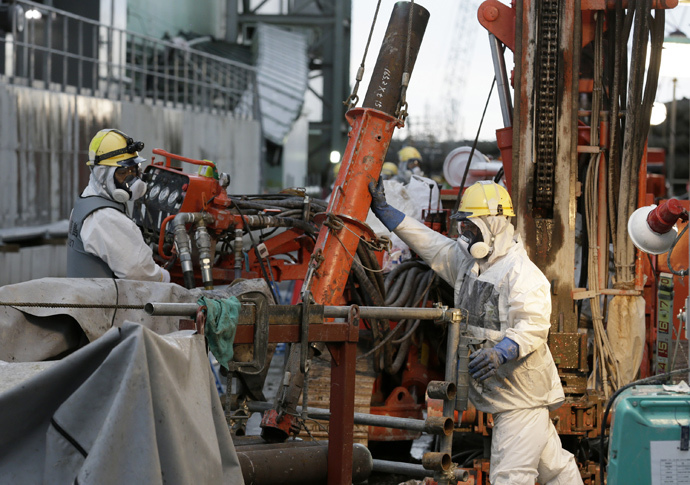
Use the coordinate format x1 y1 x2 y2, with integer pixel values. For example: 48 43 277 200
79 165 170 282
393 214 583 485
366 175 441 269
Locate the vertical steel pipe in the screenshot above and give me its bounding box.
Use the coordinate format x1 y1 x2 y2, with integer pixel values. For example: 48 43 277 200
488 32 513 127
456 336 470 412
436 318 461 485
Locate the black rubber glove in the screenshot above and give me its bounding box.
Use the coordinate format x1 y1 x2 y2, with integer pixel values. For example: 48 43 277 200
368 179 405 231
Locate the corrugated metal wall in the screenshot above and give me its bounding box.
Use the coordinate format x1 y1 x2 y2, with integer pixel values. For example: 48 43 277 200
0 84 262 285
0 245 67 286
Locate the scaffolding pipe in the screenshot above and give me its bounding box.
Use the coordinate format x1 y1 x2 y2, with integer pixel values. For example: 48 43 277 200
246 401 453 436
144 302 464 323
373 459 470 482
431 315 462 485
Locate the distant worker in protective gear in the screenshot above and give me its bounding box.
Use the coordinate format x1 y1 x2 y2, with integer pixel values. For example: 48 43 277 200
395 146 423 184
67 128 170 282
369 180 583 485
380 162 399 181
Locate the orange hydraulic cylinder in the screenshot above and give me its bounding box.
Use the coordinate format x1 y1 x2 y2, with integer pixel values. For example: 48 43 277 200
309 107 399 306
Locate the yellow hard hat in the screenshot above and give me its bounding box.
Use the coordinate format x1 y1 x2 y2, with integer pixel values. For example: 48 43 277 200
381 162 398 177
398 146 422 163
455 181 515 219
87 129 145 167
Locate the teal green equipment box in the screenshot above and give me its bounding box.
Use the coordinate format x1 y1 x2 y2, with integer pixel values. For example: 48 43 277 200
607 385 690 485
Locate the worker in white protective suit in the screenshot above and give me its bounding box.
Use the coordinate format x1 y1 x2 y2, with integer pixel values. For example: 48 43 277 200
67 128 170 282
395 146 423 184
369 179 583 485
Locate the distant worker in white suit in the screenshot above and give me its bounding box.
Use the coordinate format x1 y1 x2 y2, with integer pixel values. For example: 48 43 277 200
395 146 423 184
369 180 583 485
67 128 170 282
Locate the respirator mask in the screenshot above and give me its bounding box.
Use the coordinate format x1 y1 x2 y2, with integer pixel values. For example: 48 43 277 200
112 164 146 202
459 219 491 259
407 160 422 177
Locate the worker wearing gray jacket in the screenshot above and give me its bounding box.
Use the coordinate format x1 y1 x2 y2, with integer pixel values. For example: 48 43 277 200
369 179 583 485
67 128 170 282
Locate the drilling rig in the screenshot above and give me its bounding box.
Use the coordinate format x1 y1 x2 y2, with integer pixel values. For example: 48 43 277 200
133 0 689 483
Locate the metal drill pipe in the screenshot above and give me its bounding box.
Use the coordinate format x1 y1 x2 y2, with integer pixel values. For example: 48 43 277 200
145 302 461 323
422 452 452 472
427 380 457 401
325 305 456 321
362 1 430 116
372 459 470 482
236 442 373 485
246 401 452 436
145 302 197 317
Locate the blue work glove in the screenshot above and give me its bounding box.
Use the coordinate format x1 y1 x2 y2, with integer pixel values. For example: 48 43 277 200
368 179 405 231
468 337 519 381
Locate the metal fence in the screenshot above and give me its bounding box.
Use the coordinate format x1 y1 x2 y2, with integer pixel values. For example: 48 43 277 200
0 0 259 119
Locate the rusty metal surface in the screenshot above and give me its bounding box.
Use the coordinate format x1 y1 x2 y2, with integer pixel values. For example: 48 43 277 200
233 323 354 344
235 440 373 485
549 395 606 438
310 109 399 306
328 341 359 485
422 452 451 472
548 332 587 371
477 0 516 52
512 0 579 335
369 386 424 442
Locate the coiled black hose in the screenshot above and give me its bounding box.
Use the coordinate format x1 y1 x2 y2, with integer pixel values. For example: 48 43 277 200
386 266 425 307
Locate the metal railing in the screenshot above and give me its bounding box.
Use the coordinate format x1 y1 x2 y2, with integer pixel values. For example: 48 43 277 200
0 0 259 119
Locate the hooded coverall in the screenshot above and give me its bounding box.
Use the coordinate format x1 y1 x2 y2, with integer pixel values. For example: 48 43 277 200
392 214 583 485
67 165 170 282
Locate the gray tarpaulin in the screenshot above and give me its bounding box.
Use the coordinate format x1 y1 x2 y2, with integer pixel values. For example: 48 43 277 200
0 322 244 485
0 277 205 362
